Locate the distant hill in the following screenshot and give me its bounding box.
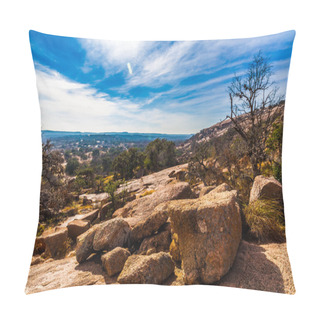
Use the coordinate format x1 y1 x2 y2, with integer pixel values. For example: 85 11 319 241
178 104 285 158
42 130 193 149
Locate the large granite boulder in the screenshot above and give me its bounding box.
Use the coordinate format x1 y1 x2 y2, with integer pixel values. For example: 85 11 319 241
93 218 131 251
101 247 131 277
42 227 68 259
249 175 283 203
130 203 169 243
67 220 90 240
75 224 100 263
117 252 174 284
113 182 194 228
167 189 242 284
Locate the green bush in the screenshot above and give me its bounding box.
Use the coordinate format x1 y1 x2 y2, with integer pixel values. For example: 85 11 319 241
66 157 80 176
244 199 285 243
272 162 282 183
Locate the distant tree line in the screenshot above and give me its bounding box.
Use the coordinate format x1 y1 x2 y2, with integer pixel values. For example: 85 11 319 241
39 138 179 224
65 138 177 181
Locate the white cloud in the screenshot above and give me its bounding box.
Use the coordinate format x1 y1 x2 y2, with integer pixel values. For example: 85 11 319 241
80 39 151 76
35 64 143 132
35 64 211 134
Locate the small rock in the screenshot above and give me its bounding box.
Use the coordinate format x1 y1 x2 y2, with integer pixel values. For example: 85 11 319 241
168 170 176 178
249 175 282 203
199 185 217 197
31 256 43 266
93 218 131 251
42 227 68 259
79 209 99 223
117 252 174 284
67 220 90 240
206 183 231 196
101 247 131 277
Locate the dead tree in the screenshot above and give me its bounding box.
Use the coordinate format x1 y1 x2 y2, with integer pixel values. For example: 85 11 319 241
227 51 283 177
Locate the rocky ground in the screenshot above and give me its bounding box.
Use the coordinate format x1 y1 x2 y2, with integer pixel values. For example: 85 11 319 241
25 240 294 294
217 241 295 294
26 165 295 295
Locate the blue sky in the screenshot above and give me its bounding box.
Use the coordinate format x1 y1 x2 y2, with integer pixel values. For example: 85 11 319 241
29 30 295 134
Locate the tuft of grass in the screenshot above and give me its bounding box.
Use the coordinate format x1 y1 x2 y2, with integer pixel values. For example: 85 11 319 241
244 199 285 243
36 223 45 237
140 189 155 197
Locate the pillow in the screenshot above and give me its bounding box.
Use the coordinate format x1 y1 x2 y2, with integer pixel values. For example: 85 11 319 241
26 30 295 294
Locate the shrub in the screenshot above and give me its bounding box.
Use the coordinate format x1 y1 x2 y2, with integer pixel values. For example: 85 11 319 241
243 199 285 243
66 157 80 176
272 162 282 183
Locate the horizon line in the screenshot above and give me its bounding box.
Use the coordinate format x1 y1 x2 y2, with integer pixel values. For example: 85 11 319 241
41 129 195 136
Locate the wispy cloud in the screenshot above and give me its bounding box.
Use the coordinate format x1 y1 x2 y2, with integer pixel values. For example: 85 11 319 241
127 62 133 75
34 64 207 133
35 64 142 131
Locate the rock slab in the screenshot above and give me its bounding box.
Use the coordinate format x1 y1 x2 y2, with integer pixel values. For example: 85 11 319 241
113 182 194 228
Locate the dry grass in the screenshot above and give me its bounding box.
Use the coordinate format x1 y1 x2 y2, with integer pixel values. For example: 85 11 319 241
103 175 114 184
169 233 181 262
244 199 285 243
140 189 155 197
